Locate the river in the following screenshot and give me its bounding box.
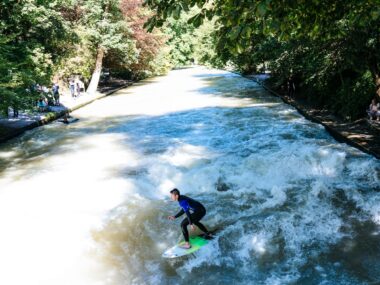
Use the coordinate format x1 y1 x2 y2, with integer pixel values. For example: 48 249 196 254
0 67 379 285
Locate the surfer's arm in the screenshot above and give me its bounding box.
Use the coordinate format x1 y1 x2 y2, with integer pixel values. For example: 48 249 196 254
174 209 184 218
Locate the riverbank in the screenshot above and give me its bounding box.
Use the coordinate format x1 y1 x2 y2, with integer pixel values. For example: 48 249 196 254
0 80 133 144
245 74 380 159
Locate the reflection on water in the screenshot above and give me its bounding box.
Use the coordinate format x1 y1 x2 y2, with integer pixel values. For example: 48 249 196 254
0 67 379 285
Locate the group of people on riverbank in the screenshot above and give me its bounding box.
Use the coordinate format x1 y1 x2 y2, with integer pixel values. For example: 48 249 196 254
35 83 60 112
3 75 89 119
69 78 85 98
368 98 380 121
35 77 86 113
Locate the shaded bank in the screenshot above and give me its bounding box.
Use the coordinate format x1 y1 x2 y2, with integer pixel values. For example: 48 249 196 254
245 74 380 160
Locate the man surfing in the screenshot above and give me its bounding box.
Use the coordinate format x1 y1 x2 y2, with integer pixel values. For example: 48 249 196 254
168 188 212 249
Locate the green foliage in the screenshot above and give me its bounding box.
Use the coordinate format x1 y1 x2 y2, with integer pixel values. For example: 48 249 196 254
80 0 136 58
333 71 375 119
192 19 223 67
55 37 95 81
0 0 75 114
162 9 220 68
164 15 197 66
72 0 170 82
118 0 170 79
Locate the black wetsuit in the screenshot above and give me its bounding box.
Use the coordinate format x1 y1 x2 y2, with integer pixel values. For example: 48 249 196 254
174 195 209 242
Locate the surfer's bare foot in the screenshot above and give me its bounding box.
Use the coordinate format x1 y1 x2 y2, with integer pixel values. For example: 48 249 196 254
180 242 191 249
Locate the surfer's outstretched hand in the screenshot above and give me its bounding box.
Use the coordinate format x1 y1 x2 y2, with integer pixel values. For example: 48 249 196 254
168 216 175 221
190 224 196 231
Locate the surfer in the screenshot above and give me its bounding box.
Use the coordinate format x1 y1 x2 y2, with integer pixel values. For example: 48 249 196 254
168 188 212 249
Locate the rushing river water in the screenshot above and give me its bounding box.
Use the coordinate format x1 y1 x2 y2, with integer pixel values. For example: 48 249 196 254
0 67 379 285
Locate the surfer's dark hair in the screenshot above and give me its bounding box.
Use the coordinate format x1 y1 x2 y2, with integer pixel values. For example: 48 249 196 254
170 188 180 196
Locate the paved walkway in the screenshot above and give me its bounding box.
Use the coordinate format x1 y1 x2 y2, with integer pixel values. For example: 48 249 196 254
0 84 131 143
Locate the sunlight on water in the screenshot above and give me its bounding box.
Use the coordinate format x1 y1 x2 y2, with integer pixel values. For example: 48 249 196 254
0 67 379 285
75 68 269 120
0 132 140 284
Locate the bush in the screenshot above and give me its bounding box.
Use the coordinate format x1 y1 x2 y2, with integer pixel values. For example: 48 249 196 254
333 71 375 120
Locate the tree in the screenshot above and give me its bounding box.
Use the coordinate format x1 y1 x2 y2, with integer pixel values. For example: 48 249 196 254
0 0 75 115
118 0 168 79
80 0 136 94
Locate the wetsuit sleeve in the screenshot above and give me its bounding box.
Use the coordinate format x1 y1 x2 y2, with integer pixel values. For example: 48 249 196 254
174 209 184 218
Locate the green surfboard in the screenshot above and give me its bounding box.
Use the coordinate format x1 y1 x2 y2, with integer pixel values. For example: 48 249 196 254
162 236 209 258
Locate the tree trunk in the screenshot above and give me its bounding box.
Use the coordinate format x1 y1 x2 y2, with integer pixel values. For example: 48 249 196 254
86 47 104 95
375 73 380 100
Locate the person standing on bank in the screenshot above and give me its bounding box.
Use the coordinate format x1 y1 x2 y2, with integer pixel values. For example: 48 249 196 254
75 78 81 97
168 188 212 249
287 75 296 97
69 79 76 98
368 98 380 120
52 82 60 105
